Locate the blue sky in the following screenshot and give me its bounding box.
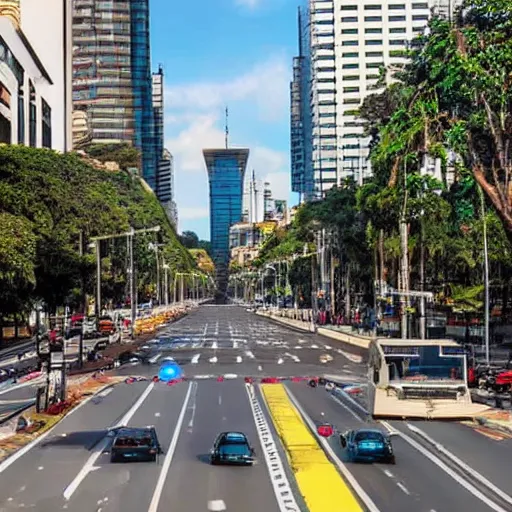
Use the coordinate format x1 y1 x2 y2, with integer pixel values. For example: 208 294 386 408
150 0 299 240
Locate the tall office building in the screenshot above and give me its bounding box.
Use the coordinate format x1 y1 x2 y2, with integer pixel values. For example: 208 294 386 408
72 0 156 187
152 65 178 227
203 148 249 297
152 66 164 165
291 0 432 200
157 149 178 227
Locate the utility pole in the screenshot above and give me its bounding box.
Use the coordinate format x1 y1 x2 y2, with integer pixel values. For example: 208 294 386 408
129 228 135 339
78 231 84 368
400 165 409 339
95 240 101 327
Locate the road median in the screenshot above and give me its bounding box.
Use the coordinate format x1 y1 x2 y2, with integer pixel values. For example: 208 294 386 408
261 383 363 512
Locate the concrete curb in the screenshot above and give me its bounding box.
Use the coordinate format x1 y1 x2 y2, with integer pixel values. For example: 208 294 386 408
256 311 372 349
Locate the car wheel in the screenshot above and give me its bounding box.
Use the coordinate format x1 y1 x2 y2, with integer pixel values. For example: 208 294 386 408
110 454 118 463
387 456 396 465
150 454 157 462
210 456 217 465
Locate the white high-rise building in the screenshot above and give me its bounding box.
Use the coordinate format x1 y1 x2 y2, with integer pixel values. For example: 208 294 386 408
291 0 434 199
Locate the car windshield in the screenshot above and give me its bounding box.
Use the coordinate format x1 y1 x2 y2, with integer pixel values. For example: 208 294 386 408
219 443 250 456
355 431 384 442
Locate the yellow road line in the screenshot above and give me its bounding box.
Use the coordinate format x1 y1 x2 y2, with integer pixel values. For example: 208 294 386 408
261 384 363 512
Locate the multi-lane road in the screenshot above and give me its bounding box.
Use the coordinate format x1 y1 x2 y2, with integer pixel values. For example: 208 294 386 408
0 306 511 512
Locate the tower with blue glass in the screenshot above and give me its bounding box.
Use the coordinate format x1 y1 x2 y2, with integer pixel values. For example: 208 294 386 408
203 147 249 299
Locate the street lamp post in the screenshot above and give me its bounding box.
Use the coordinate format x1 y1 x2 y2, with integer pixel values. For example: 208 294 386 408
163 263 169 306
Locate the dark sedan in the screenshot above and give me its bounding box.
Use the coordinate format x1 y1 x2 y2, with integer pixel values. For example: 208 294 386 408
110 426 162 463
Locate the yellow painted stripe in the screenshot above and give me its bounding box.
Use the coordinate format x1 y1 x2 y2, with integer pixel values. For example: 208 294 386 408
261 384 363 512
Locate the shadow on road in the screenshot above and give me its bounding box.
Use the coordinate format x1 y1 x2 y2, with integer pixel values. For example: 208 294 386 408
40 429 109 451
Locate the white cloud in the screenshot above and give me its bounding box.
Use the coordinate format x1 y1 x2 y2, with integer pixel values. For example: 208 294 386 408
235 0 263 8
165 56 289 122
166 114 225 172
179 207 210 220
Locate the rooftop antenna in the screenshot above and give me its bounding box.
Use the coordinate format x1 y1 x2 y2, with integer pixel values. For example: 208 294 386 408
225 106 229 149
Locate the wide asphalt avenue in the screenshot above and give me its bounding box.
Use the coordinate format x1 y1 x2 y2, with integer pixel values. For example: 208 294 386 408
0 305 510 512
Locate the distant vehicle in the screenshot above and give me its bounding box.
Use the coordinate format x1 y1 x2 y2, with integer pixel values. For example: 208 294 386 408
340 429 395 464
110 427 162 463
210 432 255 466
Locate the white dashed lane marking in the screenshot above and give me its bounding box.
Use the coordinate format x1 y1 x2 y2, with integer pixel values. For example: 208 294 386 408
208 499 227 511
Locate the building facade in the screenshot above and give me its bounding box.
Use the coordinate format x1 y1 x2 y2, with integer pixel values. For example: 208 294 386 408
291 0 433 200
19 0 73 152
204 148 249 296
72 0 156 186
0 9 56 148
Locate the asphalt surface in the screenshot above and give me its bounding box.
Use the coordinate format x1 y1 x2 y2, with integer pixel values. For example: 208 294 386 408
0 306 510 512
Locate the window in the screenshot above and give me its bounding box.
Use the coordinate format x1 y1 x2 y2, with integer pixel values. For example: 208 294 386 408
344 109 359 116
365 15 382 21
390 39 406 45
365 27 382 33
342 52 359 58
389 27 406 33
340 5 358 10
343 133 360 138
315 43 335 50
366 62 383 68
343 98 360 104
366 51 383 57
389 15 406 21
413 14 429 20
341 16 358 22
342 63 359 69
388 3 405 8
316 55 334 60
366 74 380 79
17 86 24 144
343 86 360 93
342 28 358 34
29 80 36 147
343 75 360 81
364 4 382 9
342 40 358 46
413 2 429 8
413 26 425 32
366 39 382 45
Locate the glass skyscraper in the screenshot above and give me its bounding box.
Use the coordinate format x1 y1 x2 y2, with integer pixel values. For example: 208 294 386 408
72 0 156 188
203 148 249 297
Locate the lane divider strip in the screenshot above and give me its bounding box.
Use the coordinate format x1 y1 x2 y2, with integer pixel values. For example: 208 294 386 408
260 383 364 512
245 383 301 512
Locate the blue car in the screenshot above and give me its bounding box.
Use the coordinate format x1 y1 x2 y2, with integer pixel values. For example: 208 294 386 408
210 432 255 466
340 428 395 464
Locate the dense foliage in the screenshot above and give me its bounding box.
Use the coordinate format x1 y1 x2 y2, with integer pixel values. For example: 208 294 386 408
0 145 195 329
